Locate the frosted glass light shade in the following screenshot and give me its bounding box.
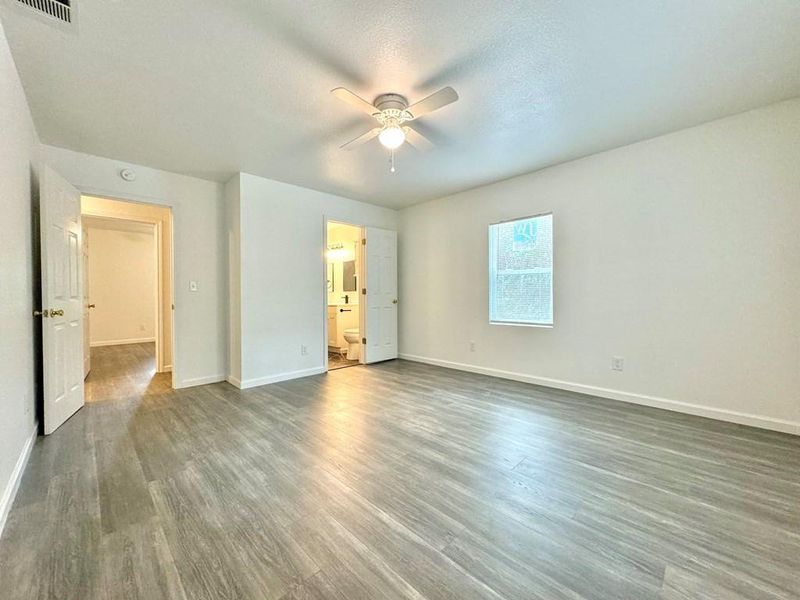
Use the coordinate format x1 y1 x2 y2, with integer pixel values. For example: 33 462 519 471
378 126 405 149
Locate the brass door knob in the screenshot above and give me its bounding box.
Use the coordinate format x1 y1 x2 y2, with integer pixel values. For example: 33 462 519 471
50 309 64 317
392 298 399 304
33 309 48 317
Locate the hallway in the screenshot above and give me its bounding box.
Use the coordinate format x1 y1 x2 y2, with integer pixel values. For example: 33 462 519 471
85 343 171 403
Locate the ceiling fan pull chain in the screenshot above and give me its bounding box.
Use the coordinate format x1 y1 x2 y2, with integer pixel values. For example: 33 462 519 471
390 148 396 173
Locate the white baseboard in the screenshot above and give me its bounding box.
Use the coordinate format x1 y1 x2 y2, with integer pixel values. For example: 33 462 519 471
174 374 226 389
0 423 38 538
178 367 327 391
232 366 327 390
399 354 800 436
91 337 155 347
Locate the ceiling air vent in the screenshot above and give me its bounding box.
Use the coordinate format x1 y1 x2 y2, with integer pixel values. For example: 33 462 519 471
16 0 72 24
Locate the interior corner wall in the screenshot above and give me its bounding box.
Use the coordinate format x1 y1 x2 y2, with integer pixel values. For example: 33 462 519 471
43 145 228 388
225 173 242 386
232 173 397 388
0 21 41 534
398 98 800 435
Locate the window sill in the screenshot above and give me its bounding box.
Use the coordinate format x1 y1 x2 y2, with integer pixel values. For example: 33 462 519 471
490 321 553 329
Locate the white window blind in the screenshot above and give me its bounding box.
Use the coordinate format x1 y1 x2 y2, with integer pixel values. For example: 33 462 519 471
489 213 553 326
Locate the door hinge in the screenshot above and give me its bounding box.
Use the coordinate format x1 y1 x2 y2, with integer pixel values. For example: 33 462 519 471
361 288 366 295
362 337 367 344
361 238 366 245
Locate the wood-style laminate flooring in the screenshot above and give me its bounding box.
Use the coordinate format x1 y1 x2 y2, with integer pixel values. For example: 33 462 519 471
85 342 172 403
328 350 360 371
1 353 799 599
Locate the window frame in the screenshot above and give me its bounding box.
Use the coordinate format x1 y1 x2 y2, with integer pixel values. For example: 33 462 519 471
488 212 554 328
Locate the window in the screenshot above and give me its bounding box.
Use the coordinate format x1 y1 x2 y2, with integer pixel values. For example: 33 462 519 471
489 213 553 326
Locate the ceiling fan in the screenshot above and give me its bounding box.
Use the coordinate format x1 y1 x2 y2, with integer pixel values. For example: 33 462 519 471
331 86 459 169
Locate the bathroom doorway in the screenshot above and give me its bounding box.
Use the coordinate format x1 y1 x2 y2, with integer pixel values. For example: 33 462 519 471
325 220 363 371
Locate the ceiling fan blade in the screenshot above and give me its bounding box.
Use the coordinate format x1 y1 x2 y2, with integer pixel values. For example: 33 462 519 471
406 87 458 120
340 127 381 150
403 126 434 151
331 87 380 116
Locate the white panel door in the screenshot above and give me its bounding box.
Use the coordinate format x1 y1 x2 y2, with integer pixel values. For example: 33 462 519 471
364 227 397 363
41 166 85 435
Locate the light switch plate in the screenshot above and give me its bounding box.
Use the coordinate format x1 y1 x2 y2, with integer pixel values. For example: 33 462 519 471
189 281 198 292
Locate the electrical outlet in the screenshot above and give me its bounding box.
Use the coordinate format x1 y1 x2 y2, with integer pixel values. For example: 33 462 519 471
300 345 308 356
469 341 476 352
189 280 198 292
611 356 625 371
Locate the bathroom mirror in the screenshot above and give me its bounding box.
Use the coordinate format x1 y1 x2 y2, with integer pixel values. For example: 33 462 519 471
327 262 334 292
343 260 357 292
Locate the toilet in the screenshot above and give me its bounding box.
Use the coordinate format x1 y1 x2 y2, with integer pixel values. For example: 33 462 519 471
342 328 360 360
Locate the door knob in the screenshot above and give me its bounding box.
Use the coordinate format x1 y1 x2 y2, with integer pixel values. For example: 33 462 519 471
33 309 48 317
392 298 398 304
50 309 64 317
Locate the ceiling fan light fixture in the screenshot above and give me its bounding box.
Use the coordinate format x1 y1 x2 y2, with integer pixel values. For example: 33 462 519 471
378 124 405 149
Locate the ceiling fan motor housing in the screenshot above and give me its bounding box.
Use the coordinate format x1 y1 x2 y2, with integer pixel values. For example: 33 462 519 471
373 93 408 112
373 94 413 128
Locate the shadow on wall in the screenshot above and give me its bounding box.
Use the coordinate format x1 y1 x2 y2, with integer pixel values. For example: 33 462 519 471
29 162 44 433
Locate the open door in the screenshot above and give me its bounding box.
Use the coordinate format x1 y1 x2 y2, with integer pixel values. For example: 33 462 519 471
40 166 85 434
363 227 398 363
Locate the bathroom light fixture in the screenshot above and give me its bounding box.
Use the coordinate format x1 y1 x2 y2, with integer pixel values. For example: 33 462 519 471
327 243 345 260
327 242 353 261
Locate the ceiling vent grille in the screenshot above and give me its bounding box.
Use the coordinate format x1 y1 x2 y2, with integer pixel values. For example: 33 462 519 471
16 0 71 23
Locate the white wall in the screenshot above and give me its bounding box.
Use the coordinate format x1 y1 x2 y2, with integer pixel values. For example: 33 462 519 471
227 173 396 387
399 98 800 434
44 145 227 388
0 21 40 533
87 227 156 346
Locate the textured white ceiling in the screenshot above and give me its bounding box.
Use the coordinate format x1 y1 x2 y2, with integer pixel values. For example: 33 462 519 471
3 0 800 208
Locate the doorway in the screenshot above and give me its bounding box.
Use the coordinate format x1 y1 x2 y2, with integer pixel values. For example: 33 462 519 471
80 195 173 401
324 220 400 370
326 221 363 370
